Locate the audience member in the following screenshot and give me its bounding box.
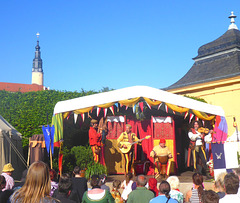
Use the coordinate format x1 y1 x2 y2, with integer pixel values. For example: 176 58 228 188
127 175 154 203
166 176 183 203
214 172 227 199
219 172 240 202
201 190 219 203
72 166 88 202
148 178 159 197
0 175 13 203
10 161 57 203
49 169 58 196
186 173 204 203
111 180 123 203
150 180 177 203
99 174 110 191
121 172 133 202
233 167 240 198
1 163 15 191
55 173 76 203
82 174 114 203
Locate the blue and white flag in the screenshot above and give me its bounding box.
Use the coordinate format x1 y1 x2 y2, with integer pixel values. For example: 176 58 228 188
212 142 240 179
42 125 55 155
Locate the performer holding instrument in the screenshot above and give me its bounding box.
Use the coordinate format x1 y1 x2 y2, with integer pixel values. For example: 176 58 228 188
117 124 143 174
188 121 212 178
89 119 102 163
150 138 172 178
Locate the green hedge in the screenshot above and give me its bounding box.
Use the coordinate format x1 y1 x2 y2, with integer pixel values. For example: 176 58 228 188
0 89 97 147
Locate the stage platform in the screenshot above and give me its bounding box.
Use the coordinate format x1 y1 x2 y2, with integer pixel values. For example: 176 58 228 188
96 171 214 198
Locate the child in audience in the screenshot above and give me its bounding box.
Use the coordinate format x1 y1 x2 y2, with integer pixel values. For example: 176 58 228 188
111 180 123 203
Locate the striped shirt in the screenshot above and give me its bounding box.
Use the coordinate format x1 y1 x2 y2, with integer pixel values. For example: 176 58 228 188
189 188 201 203
1 172 14 191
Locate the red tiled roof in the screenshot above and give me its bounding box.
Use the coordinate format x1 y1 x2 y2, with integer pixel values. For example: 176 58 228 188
0 82 43 93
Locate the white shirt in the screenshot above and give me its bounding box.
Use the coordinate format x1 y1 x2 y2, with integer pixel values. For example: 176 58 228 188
219 194 240 203
188 131 202 146
204 133 212 143
1 172 14 191
121 180 133 201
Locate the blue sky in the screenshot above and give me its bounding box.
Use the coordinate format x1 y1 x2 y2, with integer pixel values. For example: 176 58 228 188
1 1 240 91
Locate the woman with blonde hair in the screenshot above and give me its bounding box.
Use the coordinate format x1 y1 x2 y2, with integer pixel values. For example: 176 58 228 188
213 172 227 199
11 161 57 203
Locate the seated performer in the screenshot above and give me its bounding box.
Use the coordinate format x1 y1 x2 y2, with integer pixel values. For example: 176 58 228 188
188 121 212 178
150 138 172 178
89 119 102 163
117 124 141 174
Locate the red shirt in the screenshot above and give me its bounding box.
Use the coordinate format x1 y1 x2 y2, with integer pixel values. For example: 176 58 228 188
89 127 102 146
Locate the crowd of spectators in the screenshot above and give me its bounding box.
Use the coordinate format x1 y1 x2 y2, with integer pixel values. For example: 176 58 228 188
1 162 240 203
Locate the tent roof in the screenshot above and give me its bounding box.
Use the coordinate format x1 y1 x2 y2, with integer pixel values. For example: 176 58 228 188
0 115 22 138
53 86 225 117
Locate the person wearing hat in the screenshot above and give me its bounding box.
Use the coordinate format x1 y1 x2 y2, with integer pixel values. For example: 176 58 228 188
89 119 102 163
1 163 14 191
150 138 172 178
117 124 141 174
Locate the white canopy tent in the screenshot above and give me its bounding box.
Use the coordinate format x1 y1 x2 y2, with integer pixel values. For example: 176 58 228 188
53 86 225 117
0 115 26 180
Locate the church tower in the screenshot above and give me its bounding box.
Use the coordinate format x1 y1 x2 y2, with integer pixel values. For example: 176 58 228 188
32 33 43 86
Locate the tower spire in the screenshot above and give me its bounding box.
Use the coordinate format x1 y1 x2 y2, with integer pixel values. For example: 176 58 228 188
228 11 238 30
32 32 43 86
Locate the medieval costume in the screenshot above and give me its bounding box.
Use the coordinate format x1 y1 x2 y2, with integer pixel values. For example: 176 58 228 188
150 139 172 178
117 124 140 174
89 119 102 163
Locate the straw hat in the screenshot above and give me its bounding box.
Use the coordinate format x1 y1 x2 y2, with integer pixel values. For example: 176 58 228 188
2 163 14 172
91 119 98 124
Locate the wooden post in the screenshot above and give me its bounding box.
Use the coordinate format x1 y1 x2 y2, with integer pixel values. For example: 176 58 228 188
49 146 53 169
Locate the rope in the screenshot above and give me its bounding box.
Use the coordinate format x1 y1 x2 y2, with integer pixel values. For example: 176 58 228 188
2 132 28 168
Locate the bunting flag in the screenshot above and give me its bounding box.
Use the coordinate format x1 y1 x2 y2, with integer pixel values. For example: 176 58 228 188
195 117 199 121
158 103 162 110
165 105 168 113
74 113 78 123
97 107 101 117
81 113 85 122
125 106 128 110
103 108 108 117
173 111 175 114
67 112 71 120
184 111 188 119
114 103 119 112
139 102 144 112
132 104 136 113
146 102 152 110
109 106 115 115
189 113 194 123
202 120 205 127
120 103 123 107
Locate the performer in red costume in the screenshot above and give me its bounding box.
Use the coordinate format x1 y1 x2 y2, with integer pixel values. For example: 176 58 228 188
89 119 102 163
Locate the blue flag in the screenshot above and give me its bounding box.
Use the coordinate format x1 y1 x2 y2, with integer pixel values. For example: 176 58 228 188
211 143 226 169
42 125 55 155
